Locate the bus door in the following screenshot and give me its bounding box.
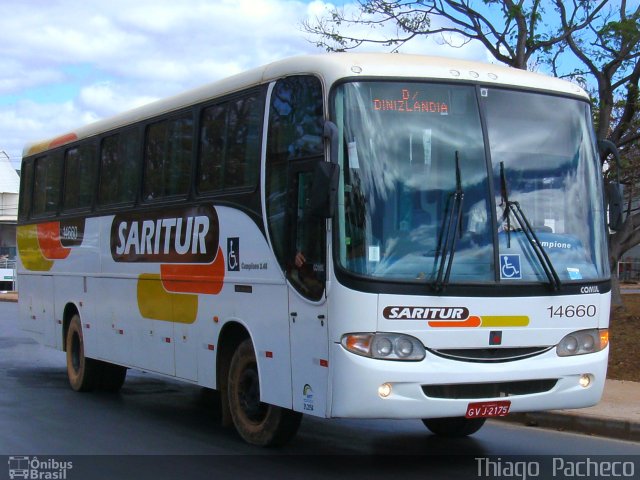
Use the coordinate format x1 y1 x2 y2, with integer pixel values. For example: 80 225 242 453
287 159 330 416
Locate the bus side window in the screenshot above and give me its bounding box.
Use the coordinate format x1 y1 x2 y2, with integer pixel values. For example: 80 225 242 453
32 153 63 217
143 115 193 200
18 160 34 221
197 91 261 195
63 143 96 212
98 129 140 206
199 104 225 193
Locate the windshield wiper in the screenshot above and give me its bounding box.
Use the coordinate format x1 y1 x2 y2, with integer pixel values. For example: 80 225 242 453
499 162 561 291
433 152 464 292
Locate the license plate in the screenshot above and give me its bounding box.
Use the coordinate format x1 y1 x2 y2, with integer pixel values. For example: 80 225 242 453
465 400 511 419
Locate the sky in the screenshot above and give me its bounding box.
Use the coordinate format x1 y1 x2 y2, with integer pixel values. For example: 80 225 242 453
0 0 491 170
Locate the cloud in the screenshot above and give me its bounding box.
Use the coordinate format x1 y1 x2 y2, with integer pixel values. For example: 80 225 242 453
78 83 157 116
0 0 491 167
0 0 325 166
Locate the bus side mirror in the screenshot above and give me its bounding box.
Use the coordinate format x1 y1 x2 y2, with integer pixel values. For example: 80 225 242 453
309 161 339 218
605 182 624 231
598 139 625 231
307 120 340 218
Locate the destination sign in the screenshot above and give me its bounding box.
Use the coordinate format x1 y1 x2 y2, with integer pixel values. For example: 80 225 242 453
373 88 449 114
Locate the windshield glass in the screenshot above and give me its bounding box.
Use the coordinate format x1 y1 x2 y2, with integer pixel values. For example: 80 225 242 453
483 88 608 283
333 81 608 285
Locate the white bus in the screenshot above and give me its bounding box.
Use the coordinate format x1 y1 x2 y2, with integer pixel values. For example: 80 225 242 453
18 53 614 446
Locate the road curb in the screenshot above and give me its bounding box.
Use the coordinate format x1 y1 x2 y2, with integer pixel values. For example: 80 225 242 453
499 412 640 442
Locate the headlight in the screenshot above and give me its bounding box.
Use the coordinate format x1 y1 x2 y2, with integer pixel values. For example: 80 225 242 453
341 333 426 361
557 329 609 357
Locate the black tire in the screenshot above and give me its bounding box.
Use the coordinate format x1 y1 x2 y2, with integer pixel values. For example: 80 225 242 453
422 417 486 437
96 361 127 392
227 339 302 446
65 314 99 392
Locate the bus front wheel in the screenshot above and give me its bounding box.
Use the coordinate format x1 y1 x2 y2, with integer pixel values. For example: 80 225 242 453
65 314 99 392
227 339 302 446
422 417 486 437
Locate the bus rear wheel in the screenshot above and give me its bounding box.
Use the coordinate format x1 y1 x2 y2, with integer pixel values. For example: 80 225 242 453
66 314 99 392
227 339 302 446
422 417 486 437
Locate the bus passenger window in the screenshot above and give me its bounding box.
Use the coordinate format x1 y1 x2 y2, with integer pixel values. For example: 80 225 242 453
18 161 34 220
64 143 96 211
143 115 193 200
199 104 225 193
32 154 63 216
198 91 261 195
225 95 261 189
98 129 140 206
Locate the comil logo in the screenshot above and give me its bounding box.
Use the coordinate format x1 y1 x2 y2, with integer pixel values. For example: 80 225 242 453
8 456 73 479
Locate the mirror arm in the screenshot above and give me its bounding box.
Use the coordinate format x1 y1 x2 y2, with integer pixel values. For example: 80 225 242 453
324 120 339 165
598 139 621 183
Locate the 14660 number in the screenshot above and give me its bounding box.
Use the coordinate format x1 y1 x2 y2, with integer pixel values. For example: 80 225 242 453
546 304 596 318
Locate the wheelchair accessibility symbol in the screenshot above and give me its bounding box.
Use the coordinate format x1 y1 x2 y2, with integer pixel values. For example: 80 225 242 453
227 237 240 272
500 254 522 279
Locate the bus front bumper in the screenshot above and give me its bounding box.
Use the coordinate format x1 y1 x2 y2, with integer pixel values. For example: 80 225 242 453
329 343 608 419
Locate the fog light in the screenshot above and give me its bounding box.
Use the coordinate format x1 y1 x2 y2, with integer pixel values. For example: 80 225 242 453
378 383 392 398
579 374 591 388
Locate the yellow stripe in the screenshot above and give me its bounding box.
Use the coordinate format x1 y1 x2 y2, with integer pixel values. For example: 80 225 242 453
137 273 198 323
25 140 52 156
480 315 530 327
17 225 54 271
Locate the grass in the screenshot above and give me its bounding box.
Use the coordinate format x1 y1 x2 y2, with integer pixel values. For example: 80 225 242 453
608 293 640 382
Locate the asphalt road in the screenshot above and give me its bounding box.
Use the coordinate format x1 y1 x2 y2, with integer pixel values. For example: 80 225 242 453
1 301 638 480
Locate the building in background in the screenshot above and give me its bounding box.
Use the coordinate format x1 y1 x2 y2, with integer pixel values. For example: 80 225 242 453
0 151 19 290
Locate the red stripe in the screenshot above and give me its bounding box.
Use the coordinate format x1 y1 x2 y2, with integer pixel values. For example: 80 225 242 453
49 133 78 149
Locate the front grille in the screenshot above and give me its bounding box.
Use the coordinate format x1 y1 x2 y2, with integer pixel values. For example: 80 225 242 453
422 379 558 399
429 346 553 363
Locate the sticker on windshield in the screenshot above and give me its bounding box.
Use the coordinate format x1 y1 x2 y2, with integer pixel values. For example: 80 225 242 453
347 142 360 169
500 254 522 280
567 267 582 280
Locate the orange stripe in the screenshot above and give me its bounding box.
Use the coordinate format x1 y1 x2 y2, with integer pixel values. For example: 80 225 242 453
49 133 78 149
37 222 71 260
428 315 482 328
160 246 225 294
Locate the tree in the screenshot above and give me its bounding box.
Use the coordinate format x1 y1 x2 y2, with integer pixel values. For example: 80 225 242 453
546 0 639 304
304 0 640 302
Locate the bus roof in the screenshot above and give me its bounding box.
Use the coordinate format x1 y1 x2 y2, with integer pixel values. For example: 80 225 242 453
23 53 589 157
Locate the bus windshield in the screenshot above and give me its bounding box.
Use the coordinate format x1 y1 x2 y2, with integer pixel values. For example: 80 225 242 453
333 81 608 285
